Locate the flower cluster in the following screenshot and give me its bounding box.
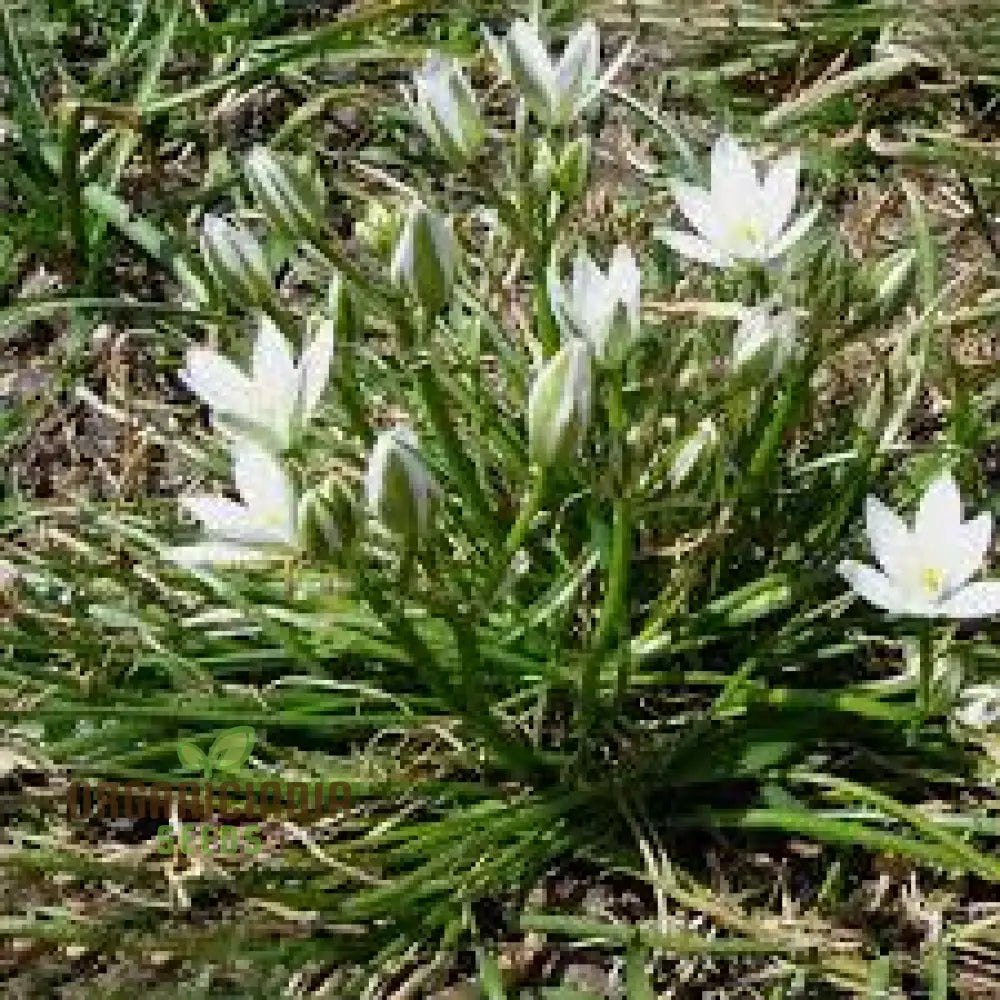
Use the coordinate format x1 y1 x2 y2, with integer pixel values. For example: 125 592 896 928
168 275 435 564
168 17 1000 730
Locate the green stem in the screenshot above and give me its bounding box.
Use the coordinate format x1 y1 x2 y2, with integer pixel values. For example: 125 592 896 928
533 253 559 358
60 102 87 280
581 376 631 743
918 620 934 721
414 361 499 546
482 469 546 601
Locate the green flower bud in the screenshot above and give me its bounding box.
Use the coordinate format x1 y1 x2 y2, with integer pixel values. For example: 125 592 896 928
297 477 355 559
528 339 593 467
199 215 274 309
390 202 457 316
408 56 485 162
365 427 437 540
531 138 557 196
555 134 590 201
355 201 402 262
245 146 326 246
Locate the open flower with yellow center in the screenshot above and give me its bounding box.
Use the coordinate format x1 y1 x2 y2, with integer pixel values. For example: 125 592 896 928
656 135 819 268
838 472 1000 618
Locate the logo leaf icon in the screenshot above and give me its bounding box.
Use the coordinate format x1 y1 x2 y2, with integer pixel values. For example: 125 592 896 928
177 740 208 774
207 726 255 774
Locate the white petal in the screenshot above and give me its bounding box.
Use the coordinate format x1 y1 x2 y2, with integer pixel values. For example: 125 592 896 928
165 542 279 567
508 19 557 116
915 471 962 537
837 559 909 613
609 244 640 334
711 134 757 193
555 21 599 113
298 318 336 421
767 203 820 259
181 349 254 419
232 440 296 542
668 180 725 246
710 135 760 225
943 512 993 592
570 250 610 341
180 496 256 537
760 150 801 243
575 36 632 117
864 495 910 580
939 581 1000 619
656 228 728 267
253 315 298 436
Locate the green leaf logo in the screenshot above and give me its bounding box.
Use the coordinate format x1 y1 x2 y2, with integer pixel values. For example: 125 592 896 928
177 726 255 779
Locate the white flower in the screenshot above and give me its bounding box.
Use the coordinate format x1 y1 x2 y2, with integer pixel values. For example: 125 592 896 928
390 201 458 315
485 20 623 125
528 339 593 467
365 426 437 539
181 313 335 450
549 245 640 365
838 472 1000 618
657 135 819 268
407 55 484 160
166 440 299 566
731 303 798 373
955 684 1000 730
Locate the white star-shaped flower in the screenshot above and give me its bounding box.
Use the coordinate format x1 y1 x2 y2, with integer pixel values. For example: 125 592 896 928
657 135 819 268
166 440 300 566
838 472 1000 618
485 20 627 126
180 314 334 451
548 245 640 365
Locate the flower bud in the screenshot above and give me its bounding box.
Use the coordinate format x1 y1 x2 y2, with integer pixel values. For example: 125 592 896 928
531 138 557 196
528 339 593 467
390 202 457 316
199 215 274 309
548 245 639 366
555 134 590 201
409 56 484 161
356 201 401 262
297 477 355 559
365 427 437 540
245 146 326 245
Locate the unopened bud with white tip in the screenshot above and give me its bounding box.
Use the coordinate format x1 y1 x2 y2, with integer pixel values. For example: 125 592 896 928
200 215 274 309
528 339 593 468
408 56 484 162
390 201 458 316
245 146 326 246
365 427 437 540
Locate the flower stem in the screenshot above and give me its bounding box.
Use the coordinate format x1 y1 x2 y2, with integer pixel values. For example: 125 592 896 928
482 469 547 601
414 360 499 546
918 621 934 721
